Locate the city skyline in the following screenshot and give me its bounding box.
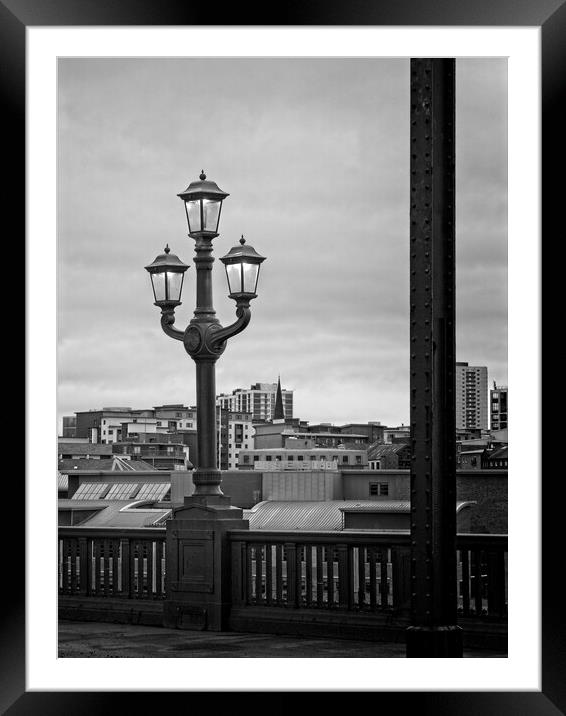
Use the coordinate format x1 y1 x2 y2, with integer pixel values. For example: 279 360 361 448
58 58 507 429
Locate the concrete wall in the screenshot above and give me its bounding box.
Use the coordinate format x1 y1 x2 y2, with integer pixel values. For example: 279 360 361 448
342 471 410 501
262 471 343 501
341 469 507 534
170 470 262 509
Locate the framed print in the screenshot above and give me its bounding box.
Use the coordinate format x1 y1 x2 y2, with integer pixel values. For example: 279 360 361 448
9 0 560 711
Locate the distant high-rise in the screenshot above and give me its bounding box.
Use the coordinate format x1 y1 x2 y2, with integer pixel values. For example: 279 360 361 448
455 363 488 431
217 381 293 423
490 382 508 431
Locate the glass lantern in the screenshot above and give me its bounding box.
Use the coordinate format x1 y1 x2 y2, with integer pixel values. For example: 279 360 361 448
220 236 266 299
144 245 189 306
177 171 229 237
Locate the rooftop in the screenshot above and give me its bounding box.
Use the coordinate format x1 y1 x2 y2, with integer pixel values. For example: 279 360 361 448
243 500 474 531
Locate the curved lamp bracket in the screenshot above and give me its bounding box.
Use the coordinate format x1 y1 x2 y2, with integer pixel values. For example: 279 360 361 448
209 301 251 350
160 308 185 342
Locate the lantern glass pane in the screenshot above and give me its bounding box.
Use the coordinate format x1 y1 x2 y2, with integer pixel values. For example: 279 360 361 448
166 271 184 302
202 199 221 232
242 262 259 294
187 200 201 232
226 263 242 294
151 272 166 302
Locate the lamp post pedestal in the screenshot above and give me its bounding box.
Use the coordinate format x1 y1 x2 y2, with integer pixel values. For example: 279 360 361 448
163 501 248 631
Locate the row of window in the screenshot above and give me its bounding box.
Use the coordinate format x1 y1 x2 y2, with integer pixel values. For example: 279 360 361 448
242 454 363 464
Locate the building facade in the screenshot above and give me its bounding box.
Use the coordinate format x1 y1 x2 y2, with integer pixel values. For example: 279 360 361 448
456 362 488 431
217 409 254 470
217 382 293 423
237 447 368 470
490 383 508 431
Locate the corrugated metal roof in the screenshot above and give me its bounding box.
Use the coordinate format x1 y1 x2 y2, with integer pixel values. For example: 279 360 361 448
58 499 171 527
58 472 68 490
58 457 156 472
367 443 409 459
243 500 475 531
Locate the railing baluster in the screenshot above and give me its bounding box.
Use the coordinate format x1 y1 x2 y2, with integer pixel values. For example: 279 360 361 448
461 549 470 616
369 547 377 611
154 539 163 598
245 542 253 605
296 545 304 607
146 540 154 598
305 544 312 608
326 547 334 607
94 540 102 596
131 541 139 598
265 543 273 605
61 539 69 594
122 539 131 598
285 542 297 607
357 546 366 609
255 544 263 605
111 539 120 596
79 537 88 595
69 539 78 594
316 546 324 607
337 544 349 609
104 540 111 597
379 549 389 608
276 544 283 605
472 549 483 615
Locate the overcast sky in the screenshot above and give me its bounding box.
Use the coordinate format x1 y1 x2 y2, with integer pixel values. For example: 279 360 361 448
57 58 507 429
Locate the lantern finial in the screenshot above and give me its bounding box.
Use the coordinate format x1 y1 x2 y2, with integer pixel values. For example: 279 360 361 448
164 244 170 254
240 235 245 245
200 170 206 181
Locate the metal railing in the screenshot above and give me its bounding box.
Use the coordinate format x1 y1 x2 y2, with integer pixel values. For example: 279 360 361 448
59 527 166 599
229 531 508 619
59 527 507 621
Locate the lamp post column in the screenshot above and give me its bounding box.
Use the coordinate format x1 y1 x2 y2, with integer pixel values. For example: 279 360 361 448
185 233 225 499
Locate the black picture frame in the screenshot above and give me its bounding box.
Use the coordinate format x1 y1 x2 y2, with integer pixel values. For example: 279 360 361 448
10 0 559 711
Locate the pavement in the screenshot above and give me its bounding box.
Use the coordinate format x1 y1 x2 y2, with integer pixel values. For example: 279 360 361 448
58 621 506 658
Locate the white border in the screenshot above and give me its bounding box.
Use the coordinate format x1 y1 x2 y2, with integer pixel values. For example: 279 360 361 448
27 27 540 691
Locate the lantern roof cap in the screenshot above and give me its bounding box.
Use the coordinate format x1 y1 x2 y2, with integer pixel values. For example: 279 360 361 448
177 171 229 201
220 235 266 264
144 244 190 273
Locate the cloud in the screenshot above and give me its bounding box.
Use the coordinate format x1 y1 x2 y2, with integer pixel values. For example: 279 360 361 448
57 57 507 428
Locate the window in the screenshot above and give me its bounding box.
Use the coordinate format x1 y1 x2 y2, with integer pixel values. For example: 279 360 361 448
379 483 389 496
370 483 379 496
253 455 259 461
288 455 294 461
133 446 141 454
266 455 272 461
243 455 250 464
342 456 349 463
298 455 304 461
356 455 362 464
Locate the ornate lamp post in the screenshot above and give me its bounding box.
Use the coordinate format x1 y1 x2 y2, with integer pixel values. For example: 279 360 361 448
145 171 265 503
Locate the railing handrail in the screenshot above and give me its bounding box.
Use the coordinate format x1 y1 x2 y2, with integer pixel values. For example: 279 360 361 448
58 525 507 548
58 526 166 539
229 529 507 548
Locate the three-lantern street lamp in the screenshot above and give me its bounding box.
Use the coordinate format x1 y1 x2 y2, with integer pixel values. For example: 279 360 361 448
145 172 265 500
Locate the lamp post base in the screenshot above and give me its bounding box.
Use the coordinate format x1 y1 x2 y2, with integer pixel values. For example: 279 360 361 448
164 500 248 631
406 625 463 657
